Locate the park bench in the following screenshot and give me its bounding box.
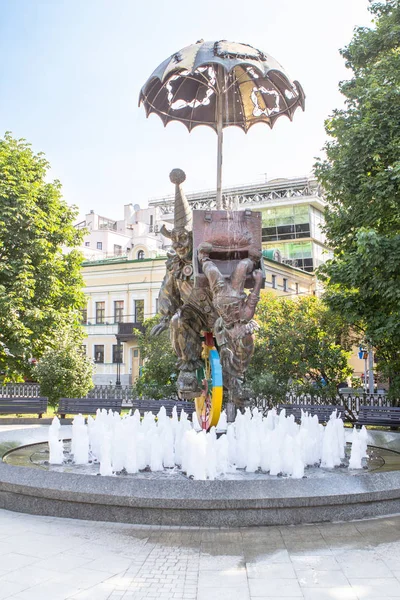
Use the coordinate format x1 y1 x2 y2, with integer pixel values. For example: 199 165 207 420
356 405 400 429
278 403 346 423
0 397 48 418
57 398 123 419
131 398 196 419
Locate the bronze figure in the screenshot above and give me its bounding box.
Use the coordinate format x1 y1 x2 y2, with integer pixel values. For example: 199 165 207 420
152 169 264 404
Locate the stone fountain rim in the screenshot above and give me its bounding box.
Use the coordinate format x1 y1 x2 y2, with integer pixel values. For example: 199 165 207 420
1 450 400 508
1 428 400 526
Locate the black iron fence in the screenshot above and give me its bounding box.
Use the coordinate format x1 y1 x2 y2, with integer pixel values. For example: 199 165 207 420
0 384 394 418
250 392 392 421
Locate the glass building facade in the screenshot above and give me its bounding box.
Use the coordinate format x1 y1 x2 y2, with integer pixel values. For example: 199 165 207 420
261 205 329 272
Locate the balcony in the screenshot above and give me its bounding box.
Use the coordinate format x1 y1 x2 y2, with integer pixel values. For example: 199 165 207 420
117 322 145 342
83 323 118 336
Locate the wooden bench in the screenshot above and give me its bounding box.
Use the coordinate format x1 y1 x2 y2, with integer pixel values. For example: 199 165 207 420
58 398 123 419
278 404 346 423
356 405 400 428
0 397 48 418
131 398 196 419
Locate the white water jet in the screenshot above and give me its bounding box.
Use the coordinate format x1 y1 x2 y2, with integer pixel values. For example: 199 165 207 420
216 409 228 432
216 433 229 475
206 427 218 480
64 403 350 480
349 427 364 469
99 433 113 476
71 414 89 465
48 417 64 464
292 438 305 479
150 432 164 471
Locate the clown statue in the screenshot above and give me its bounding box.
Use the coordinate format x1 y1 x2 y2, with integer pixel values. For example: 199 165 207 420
151 169 217 398
152 169 263 405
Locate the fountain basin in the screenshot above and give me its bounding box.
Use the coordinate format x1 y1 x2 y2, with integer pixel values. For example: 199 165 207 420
1 427 400 527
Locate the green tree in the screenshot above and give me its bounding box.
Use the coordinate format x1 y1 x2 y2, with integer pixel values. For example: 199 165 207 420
0 133 85 380
247 293 354 401
314 1 400 397
34 326 94 408
134 315 177 399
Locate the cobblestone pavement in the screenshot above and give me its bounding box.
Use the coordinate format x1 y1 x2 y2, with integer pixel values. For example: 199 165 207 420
0 509 398 599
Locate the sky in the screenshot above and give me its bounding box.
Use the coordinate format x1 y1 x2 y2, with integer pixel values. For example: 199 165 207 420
0 0 373 218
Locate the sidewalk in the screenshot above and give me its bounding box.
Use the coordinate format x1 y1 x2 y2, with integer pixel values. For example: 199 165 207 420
0 509 399 599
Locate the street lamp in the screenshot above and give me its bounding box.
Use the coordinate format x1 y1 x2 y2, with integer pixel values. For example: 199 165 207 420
116 341 122 387
358 346 368 392
358 344 375 394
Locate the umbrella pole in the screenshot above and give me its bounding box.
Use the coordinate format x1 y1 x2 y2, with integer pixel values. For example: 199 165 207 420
216 91 223 210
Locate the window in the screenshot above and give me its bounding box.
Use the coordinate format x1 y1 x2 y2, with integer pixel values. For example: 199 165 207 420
261 205 311 243
84 241 90 247
133 349 139 358
137 250 145 260
114 244 122 256
295 282 299 295
155 297 159 314
271 274 276 289
283 278 288 292
97 242 103 250
149 215 154 232
267 241 314 273
134 299 144 323
81 307 87 324
95 301 105 324
94 345 104 363
98 217 117 231
114 300 124 323
112 344 123 364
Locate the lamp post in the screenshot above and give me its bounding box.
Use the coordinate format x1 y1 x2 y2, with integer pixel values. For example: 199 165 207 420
358 345 370 393
116 340 122 387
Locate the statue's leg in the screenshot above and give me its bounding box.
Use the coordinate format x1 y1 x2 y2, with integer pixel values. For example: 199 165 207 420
170 307 204 399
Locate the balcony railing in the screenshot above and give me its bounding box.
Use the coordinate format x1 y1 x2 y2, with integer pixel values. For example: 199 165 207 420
117 322 145 341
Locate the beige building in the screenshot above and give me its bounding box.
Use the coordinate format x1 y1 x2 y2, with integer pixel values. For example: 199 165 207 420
82 256 166 385
82 254 315 385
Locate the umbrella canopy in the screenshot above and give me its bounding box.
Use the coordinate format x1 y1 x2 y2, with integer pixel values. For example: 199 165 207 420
139 40 305 133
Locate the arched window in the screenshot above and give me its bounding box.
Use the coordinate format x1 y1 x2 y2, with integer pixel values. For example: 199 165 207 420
137 250 145 260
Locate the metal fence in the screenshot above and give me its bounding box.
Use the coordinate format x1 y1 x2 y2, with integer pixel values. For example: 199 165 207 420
250 393 392 420
0 384 394 417
0 384 41 398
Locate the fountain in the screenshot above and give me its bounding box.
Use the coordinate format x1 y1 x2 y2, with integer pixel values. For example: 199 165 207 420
2 402 400 526
46 406 349 481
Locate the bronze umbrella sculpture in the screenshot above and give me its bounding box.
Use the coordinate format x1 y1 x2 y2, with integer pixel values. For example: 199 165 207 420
139 39 305 208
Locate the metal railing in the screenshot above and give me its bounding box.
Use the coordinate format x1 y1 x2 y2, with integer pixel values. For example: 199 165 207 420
0 385 393 417
0 384 41 398
250 393 392 421
150 176 323 215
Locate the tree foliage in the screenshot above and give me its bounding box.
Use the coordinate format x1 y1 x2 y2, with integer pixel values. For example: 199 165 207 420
34 326 94 408
247 293 354 400
0 133 85 380
134 315 177 399
314 1 400 396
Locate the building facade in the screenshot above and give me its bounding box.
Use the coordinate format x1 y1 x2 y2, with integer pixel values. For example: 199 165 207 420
149 176 331 273
75 204 170 262
82 256 166 385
